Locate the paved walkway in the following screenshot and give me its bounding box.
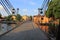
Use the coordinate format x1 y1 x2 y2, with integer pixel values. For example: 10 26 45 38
0 21 48 40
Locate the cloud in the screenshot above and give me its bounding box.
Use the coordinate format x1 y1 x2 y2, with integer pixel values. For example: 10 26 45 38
0 5 3 9
29 1 37 5
33 9 38 15
22 9 28 12
20 9 38 16
33 10 38 13
22 9 28 15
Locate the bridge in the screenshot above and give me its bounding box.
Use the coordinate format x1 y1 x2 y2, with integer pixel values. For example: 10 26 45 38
0 0 53 40
0 21 49 40
0 0 16 15
38 0 50 15
0 0 50 15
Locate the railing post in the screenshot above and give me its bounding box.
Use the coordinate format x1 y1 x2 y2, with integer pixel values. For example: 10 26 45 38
56 19 60 40
0 23 1 31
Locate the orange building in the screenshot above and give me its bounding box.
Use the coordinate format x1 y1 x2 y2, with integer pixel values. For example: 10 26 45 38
33 14 49 24
33 13 59 33
33 14 49 33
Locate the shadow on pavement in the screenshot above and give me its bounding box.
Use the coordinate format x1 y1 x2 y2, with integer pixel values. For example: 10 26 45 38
0 28 48 40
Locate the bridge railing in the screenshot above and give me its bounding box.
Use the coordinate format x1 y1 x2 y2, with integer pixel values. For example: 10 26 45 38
35 22 58 40
0 20 26 37
0 21 17 35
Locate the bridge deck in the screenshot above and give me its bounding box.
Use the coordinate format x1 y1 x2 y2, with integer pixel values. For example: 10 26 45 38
0 21 48 40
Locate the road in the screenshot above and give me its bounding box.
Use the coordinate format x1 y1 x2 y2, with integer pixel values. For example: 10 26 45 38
0 21 48 40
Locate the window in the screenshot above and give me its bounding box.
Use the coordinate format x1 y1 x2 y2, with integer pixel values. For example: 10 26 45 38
41 18 44 20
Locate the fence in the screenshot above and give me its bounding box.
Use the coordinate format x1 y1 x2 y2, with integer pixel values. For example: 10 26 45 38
35 22 58 40
0 21 17 35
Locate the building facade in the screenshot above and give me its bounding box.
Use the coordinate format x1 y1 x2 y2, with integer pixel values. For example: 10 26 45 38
22 15 30 21
33 14 49 33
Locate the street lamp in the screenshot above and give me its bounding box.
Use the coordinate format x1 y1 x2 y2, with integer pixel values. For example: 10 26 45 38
38 8 43 14
12 8 15 15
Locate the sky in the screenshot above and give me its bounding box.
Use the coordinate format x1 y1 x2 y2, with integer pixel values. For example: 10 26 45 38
0 0 44 16
0 5 8 16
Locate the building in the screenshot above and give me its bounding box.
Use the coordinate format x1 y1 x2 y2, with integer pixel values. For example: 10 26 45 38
33 14 49 33
11 15 16 21
33 13 59 33
22 15 30 21
33 14 49 24
0 16 6 21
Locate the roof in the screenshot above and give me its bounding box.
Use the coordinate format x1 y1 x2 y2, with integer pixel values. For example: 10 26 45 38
33 14 45 17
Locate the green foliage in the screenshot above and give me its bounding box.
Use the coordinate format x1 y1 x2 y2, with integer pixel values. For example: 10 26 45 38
16 14 22 21
5 15 12 21
5 14 22 21
46 0 60 19
30 16 32 20
46 0 60 36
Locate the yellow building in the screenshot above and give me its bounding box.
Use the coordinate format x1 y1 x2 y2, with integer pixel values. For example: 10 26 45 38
22 15 29 21
11 15 16 21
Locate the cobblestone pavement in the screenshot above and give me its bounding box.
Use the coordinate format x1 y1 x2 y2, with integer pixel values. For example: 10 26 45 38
0 21 48 40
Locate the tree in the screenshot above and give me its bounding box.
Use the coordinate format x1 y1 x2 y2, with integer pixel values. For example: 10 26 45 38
46 0 60 19
6 15 12 21
30 16 32 21
16 14 22 21
46 0 60 40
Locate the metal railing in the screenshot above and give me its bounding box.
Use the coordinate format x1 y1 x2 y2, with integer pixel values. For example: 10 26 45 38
36 22 57 40
0 21 17 35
